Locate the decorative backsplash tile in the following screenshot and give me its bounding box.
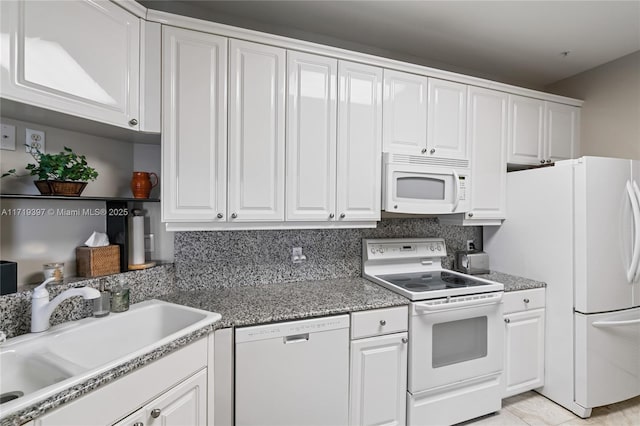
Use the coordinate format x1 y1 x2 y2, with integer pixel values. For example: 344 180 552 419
175 218 481 289
0 264 175 339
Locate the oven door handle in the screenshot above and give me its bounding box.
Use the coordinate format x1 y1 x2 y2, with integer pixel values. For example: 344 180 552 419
414 293 503 312
451 169 460 212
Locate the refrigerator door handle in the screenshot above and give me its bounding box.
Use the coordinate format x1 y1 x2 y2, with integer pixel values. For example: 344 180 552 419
633 181 640 283
626 181 640 284
592 318 640 327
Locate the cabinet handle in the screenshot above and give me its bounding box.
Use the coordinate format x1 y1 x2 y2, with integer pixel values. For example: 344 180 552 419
430 148 436 154
402 337 408 344
421 148 427 154
540 159 546 164
133 423 144 426
504 318 511 323
128 118 138 127
523 298 530 303
546 159 552 164
151 408 161 418
394 205 398 209
231 213 237 219
329 213 335 218
468 212 474 218
379 320 386 326
217 213 223 219
340 213 346 218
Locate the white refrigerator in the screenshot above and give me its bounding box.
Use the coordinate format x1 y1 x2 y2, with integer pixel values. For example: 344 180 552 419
484 156 640 418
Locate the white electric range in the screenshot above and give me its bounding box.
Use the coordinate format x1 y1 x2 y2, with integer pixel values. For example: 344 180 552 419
362 238 505 426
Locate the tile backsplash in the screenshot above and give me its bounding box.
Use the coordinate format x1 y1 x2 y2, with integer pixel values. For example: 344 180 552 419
175 218 481 289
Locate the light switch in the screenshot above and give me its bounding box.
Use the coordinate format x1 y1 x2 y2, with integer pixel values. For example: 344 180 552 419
1 124 16 150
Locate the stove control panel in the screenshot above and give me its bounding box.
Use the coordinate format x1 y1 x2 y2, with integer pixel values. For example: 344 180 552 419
363 238 447 260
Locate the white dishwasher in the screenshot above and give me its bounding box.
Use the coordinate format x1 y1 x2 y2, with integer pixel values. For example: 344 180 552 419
235 315 350 426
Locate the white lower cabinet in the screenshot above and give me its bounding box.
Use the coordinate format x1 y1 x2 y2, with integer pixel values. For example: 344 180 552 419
502 288 546 398
114 369 207 426
34 338 210 426
350 306 408 426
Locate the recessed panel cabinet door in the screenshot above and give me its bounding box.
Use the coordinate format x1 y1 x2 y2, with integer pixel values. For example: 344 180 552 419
427 78 468 160
546 102 580 162
228 40 286 222
162 27 227 222
0 0 140 129
286 51 338 221
467 87 508 220
337 61 382 221
503 309 545 398
508 95 545 165
383 70 428 154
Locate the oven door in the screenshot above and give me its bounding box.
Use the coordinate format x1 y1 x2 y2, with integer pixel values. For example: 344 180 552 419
383 163 468 214
408 293 504 393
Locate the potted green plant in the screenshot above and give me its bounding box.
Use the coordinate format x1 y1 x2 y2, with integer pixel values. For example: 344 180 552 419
2 146 99 196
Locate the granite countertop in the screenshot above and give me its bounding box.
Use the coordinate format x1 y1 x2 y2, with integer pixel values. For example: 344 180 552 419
161 277 410 329
476 271 546 292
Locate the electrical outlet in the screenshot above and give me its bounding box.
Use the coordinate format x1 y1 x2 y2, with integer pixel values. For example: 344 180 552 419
25 128 45 153
1 123 16 150
466 240 475 251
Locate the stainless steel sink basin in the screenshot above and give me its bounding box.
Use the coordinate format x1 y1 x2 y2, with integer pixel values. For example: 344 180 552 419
0 300 221 418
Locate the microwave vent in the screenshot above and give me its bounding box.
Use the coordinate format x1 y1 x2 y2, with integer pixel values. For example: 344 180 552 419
390 154 469 169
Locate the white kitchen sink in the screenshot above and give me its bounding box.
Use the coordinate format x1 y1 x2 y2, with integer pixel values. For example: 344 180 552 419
0 300 221 418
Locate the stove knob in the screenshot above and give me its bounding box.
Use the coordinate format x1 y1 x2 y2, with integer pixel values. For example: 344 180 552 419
430 245 435 251
370 248 375 254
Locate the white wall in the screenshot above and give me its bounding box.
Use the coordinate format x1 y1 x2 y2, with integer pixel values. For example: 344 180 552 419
545 51 640 160
0 118 170 288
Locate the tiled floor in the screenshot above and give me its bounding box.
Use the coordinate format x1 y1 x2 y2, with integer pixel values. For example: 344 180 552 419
461 391 640 426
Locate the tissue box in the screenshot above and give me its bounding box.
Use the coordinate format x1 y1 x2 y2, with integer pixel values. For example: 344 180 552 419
76 245 120 277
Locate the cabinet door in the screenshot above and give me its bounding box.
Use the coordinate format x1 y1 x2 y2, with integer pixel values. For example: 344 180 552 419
545 102 580 162
115 369 208 426
383 70 428 154
508 95 545 165
0 0 140 130
228 40 285 222
503 309 545 398
427 78 468 160
336 61 382 222
286 51 338 221
350 333 408 426
162 27 227 222
467 87 508 220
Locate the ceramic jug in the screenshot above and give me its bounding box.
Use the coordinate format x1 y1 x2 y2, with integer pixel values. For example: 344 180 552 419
130 171 158 199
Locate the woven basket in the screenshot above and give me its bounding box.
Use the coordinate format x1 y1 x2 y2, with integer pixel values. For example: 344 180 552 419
35 180 87 196
76 245 120 277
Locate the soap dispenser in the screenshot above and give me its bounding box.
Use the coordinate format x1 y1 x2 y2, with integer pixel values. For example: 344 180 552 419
93 279 110 317
111 276 130 313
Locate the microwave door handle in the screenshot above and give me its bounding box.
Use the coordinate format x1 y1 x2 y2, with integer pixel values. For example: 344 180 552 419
626 181 640 283
452 169 460 212
632 180 640 282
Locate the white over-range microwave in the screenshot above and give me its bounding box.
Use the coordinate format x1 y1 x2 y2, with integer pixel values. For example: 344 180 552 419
382 153 470 214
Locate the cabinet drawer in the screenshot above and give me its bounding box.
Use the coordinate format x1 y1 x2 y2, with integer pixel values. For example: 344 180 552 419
503 288 545 314
351 306 408 339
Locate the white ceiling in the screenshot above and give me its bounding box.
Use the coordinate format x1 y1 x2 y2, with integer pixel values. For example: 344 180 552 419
141 1 640 89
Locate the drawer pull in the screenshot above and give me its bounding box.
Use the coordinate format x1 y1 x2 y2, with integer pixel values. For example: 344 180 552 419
504 318 511 323
402 337 408 344
379 320 386 326
151 408 161 418
523 298 530 303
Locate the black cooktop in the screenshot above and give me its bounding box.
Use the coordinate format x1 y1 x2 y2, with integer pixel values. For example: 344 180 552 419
377 271 488 292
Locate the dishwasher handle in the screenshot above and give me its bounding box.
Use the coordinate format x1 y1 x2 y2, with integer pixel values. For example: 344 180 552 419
283 333 310 344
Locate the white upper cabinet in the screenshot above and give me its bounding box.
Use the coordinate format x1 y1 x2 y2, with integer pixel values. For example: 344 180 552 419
508 95 580 165
467 87 508 222
286 51 338 221
546 102 580 162
228 40 286 222
0 0 142 130
383 70 428 155
427 78 468 160
162 26 227 222
508 95 545 165
337 61 383 222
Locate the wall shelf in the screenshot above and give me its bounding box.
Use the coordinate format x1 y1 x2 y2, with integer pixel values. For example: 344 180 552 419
0 194 160 202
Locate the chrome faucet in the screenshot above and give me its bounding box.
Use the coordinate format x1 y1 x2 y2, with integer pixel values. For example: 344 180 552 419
31 277 100 333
